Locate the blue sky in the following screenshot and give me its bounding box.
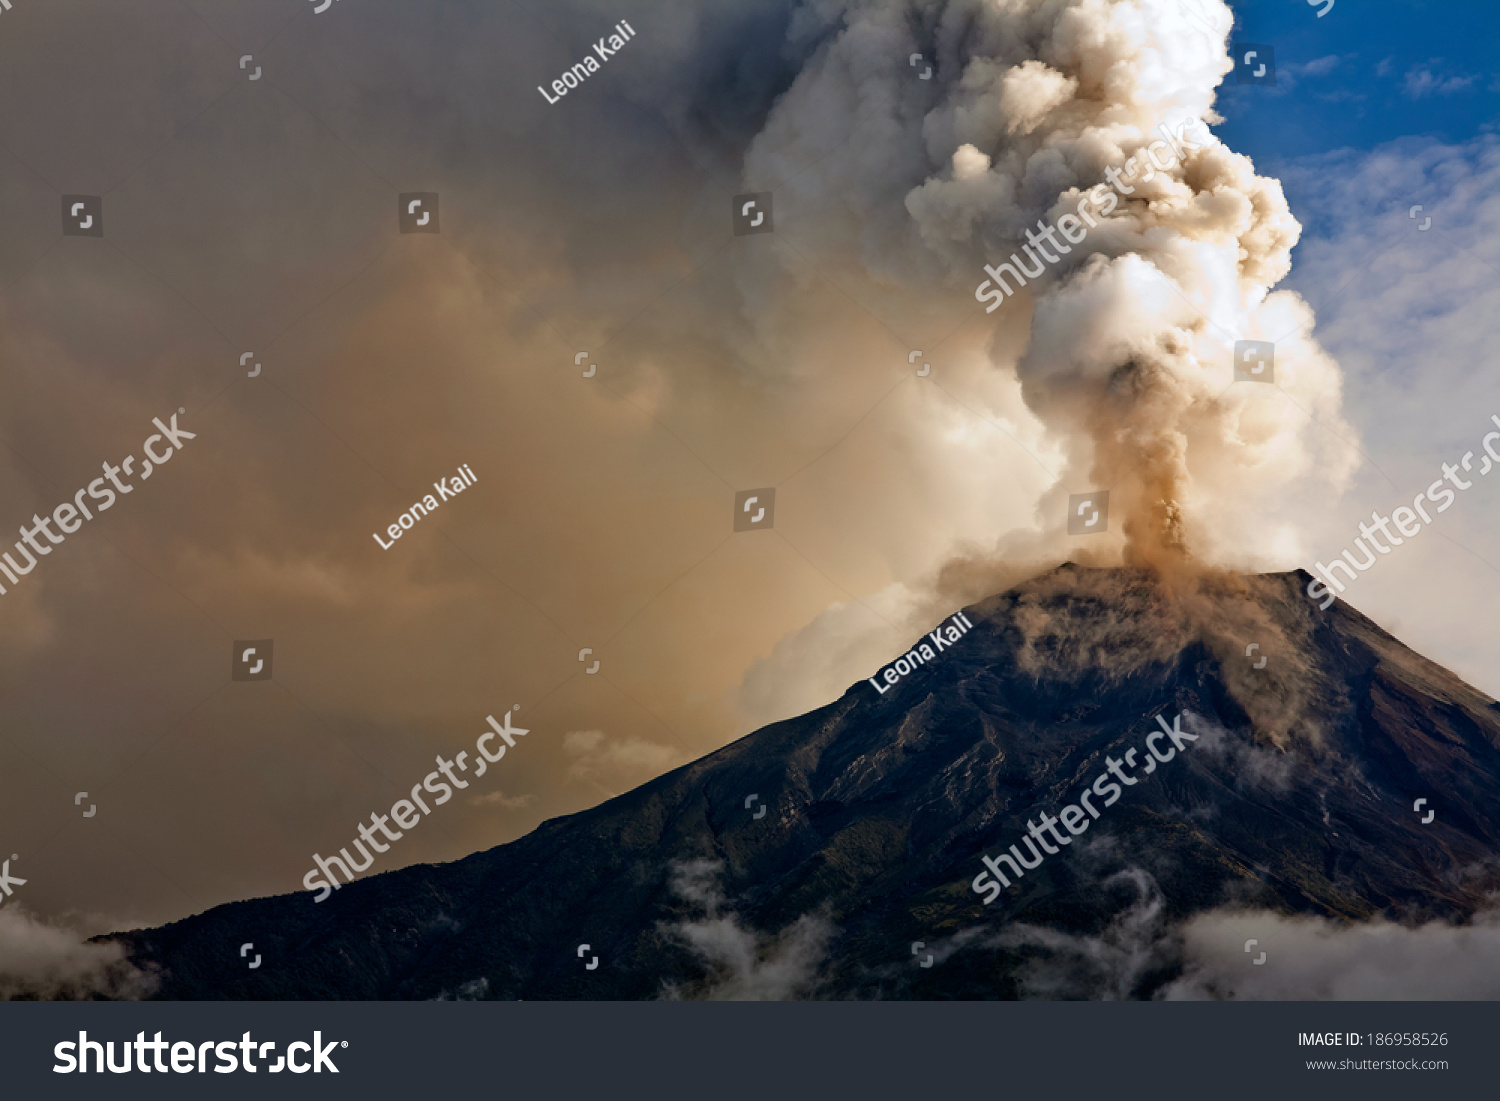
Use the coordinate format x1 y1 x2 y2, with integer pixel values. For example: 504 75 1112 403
1203 0 1500 694
1217 0 1500 178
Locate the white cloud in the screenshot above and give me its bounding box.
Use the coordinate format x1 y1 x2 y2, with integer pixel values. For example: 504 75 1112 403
1404 61 1477 98
0 907 158 1000
1298 55 1344 78
1165 905 1500 999
934 869 1500 1000
658 860 834 1000
1273 133 1500 697
562 730 678 789
468 790 536 811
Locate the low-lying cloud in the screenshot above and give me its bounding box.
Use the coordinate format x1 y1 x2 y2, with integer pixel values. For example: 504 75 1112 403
658 859 834 1000
0 908 158 1001
1165 904 1500 1000
935 868 1500 1000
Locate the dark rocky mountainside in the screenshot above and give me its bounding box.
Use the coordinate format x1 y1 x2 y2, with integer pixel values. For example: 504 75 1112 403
117 565 1500 999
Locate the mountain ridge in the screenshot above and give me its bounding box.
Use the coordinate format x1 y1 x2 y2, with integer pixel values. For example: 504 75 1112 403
113 564 1500 999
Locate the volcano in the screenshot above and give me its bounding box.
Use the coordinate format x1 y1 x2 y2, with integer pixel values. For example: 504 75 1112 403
115 565 1500 999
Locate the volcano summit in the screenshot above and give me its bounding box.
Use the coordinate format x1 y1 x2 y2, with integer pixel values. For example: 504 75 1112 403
115 565 1500 1000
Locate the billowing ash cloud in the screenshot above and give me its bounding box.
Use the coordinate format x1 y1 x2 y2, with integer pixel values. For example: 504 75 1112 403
741 0 1357 570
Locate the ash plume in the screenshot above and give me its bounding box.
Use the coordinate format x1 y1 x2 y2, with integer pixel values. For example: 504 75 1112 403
742 0 1357 570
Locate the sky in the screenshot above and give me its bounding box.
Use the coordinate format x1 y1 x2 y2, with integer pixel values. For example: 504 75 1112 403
0 0 1494 948
1212 0 1500 695
1216 0 1500 169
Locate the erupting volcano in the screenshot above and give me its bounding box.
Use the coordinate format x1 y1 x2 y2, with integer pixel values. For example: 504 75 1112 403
116 564 1500 999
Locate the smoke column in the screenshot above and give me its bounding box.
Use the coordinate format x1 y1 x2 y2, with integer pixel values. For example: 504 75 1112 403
742 0 1357 571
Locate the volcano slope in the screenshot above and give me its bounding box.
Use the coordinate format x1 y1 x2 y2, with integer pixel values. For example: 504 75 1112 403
117 565 1500 999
